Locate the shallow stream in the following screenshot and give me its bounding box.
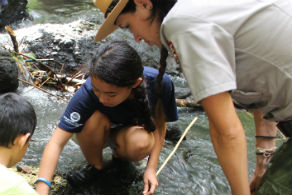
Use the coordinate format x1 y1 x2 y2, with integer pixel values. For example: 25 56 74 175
13 0 273 194
20 85 259 195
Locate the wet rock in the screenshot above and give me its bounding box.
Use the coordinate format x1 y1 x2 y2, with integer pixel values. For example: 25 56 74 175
5 21 103 74
175 87 191 99
166 124 185 142
9 164 67 194
63 158 144 195
0 19 180 75
0 18 192 101
0 0 28 30
0 49 19 94
16 164 32 174
256 138 292 195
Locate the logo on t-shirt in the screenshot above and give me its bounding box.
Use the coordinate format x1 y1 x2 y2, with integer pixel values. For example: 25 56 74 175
70 112 81 123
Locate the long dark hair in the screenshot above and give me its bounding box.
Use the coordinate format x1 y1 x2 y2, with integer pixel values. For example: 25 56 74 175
121 0 177 135
89 40 155 132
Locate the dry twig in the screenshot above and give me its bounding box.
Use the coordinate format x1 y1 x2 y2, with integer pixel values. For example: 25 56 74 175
5 25 19 53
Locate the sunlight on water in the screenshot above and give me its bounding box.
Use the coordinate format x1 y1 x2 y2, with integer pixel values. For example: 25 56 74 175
27 0 99 24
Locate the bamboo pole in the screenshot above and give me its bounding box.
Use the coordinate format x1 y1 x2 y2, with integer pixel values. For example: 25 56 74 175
156 116 198 176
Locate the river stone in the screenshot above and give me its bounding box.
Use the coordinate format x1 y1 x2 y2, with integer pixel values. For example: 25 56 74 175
0 0 28 30
0 49 19 94
9 164 67 194
0 17 189 98
18 21 102 74
0 19 180 75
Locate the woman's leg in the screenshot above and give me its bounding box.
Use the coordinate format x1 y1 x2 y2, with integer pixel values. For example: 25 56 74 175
113 126 155 161
76 110 110 169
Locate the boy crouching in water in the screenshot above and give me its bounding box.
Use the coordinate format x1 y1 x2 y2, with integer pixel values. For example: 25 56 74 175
0 92 38 195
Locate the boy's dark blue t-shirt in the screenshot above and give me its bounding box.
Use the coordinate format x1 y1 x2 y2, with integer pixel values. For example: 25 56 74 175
58 66 178 133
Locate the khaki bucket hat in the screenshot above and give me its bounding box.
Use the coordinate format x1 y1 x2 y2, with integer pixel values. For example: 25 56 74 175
93 0 129 42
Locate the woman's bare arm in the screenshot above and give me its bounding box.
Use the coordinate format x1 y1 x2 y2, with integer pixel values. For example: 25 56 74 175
201 92 250 195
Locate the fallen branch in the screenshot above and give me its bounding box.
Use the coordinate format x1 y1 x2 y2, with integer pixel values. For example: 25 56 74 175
67 70 84 83
55 74 85 85
176 99 201 108
25 58 55 62
10 51 57 76
5 26 32 82
5 25 19 53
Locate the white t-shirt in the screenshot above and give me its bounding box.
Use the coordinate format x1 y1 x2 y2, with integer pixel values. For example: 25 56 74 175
161 0 292 121
0 164 38 195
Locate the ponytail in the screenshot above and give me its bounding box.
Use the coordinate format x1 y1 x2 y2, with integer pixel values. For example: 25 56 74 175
132 81 156 132
154 46 169 136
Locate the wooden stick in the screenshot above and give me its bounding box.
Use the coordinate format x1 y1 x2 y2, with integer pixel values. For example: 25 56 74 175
10 51 56 75
5 25 19 53
176 99 201 108
156 116 198 176
67 70 83 83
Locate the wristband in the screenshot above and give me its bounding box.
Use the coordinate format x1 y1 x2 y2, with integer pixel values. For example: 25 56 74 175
35 177 51 188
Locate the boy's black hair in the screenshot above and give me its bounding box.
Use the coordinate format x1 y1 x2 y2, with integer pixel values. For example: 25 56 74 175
0 92 37 147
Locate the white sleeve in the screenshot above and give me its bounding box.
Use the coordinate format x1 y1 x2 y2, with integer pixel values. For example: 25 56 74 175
162 16 237 103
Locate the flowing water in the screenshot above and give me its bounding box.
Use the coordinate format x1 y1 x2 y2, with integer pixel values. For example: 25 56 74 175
13 0 281 194
20 84 262 195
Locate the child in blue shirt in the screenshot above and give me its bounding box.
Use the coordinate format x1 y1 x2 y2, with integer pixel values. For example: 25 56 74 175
36 40 178 195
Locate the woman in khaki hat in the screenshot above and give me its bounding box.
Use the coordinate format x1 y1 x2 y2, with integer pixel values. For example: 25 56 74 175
93 0 292 195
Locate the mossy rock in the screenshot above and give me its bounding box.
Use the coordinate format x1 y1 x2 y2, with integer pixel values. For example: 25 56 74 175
256 138 292 195
0 49 19 94
9 164 67 194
